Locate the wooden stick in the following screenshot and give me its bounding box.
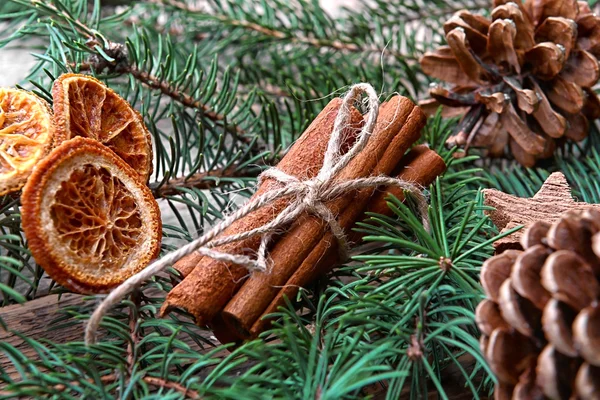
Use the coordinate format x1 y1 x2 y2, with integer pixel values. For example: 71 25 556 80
161 99 364 323
221 96 425 335
245 145 446 337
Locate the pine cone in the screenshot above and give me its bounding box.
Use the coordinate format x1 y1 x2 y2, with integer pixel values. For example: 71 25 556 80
421 0 600 166
477 209 600 399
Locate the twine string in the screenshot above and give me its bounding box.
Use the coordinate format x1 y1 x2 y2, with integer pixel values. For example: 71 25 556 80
84 83 428 345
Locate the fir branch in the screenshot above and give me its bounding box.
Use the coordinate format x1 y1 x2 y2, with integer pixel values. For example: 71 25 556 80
150 164 258 198
24 0 96 38
151 0 419 61
143 377 201 399
205 14 418 62
127 66 253 140
74 51 258 148
17 0 267 150
401 1 490 22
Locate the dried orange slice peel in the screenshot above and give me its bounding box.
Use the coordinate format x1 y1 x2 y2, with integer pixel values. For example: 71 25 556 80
21 137 161 294
52 73 153 182
0 88 55 196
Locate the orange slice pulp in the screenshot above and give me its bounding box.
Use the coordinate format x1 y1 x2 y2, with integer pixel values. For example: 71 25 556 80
52 73 153 182
21 137 161 294
0 88 55 195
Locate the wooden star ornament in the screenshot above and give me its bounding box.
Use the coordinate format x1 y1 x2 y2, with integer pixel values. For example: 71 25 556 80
482 172 600 253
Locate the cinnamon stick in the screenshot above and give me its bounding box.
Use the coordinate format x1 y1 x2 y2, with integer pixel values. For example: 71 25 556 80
161 99 364 323
221 96 425 335
209 314 244 346
247 145 446 337
359 145 445 218
211 146 445 344
173 252 203 278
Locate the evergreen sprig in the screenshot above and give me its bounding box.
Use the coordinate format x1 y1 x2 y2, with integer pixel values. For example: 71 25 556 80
1 0 599 398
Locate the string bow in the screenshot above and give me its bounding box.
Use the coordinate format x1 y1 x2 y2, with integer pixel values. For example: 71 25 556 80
85 83 426 345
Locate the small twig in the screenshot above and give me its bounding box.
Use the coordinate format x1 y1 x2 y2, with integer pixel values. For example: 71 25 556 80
151 165 259 198
151 0 418 62
52 374 118 392
143 377 201 399
50 374 200 398
401 0 490 23
216 17 417 61
125 66 248 138
74 61 257 147
126 290 141 372
31 0 95 38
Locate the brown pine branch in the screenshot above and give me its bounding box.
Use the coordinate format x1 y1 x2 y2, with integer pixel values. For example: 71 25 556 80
144 377 201 399
50 374 201 398
124 66 248 137
126 290 141 372
149 0 418 62
151 165 260 198
401 0 490 23
74 61 259 147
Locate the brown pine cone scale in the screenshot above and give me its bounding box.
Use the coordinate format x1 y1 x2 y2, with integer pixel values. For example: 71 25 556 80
421 0 600 166
477 208 600 399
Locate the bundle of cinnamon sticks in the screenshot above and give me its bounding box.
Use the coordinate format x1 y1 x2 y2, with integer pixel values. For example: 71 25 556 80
160 95 446 342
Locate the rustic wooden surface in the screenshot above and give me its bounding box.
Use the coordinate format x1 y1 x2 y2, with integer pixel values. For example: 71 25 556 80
0 293 87 379
483 172 600 252
0 292 229 380
0 293 488 398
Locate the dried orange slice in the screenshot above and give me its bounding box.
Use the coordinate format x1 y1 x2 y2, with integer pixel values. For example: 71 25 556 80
0 88 55 195
52 73 153 182
21 137 161 294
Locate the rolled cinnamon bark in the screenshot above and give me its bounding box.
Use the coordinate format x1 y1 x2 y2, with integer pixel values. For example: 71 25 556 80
358 145 445 218
221 96 425 335
173 252 203 278
161 99 364 323
246 145 446 337
209 314 244 346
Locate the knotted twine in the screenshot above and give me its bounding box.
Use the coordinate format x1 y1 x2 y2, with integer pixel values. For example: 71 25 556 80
85 83 429 345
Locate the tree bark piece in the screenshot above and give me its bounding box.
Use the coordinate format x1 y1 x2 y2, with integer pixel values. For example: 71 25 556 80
483 172 600 252
243 145 446 338
221 96 425 336
161 98 364 323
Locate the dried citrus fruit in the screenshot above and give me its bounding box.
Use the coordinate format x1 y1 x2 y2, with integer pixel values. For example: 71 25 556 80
52 73 153 182
21 137 161 294
0 88 55 196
